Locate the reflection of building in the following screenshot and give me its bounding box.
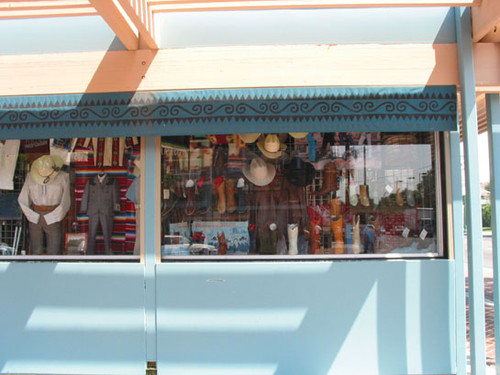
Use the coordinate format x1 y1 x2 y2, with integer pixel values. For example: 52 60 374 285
0 3 498 375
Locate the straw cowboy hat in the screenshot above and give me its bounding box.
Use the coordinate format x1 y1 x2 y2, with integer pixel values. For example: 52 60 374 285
239 133 261 143
31 155 64 185
257 134 287 159
289 132 308 139
242 157 276 186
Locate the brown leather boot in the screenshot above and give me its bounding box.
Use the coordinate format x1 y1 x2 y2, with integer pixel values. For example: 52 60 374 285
359 184 370 207
215 177 226 214
330 198 342 217
225 178 237 213
314 162 338 195
331 216 344 254
217 231 227 255
309 218 321 254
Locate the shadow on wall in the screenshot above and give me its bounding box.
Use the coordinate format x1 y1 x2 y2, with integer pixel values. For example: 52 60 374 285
0 262 146 375
156 260 454 375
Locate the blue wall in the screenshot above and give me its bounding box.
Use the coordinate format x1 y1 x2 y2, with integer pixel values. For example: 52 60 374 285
0 259 455 375
156 260 455 375
0 263 145 374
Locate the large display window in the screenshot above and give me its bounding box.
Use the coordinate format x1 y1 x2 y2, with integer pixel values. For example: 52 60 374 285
0 137 141 258
160 132 443 258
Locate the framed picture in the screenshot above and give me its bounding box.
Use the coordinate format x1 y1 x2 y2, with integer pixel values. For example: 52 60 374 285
65 233 87 255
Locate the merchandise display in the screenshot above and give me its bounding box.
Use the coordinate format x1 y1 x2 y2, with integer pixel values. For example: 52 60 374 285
160 131 441 257
0 137 140 256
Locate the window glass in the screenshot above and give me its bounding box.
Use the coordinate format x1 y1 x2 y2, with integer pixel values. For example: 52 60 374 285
0 137 141 257
160 132 441 257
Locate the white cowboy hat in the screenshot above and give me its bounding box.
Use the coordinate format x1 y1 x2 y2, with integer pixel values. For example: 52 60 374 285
30 155 64 185
289 132 308 139
256 134 287 159
239 133 261 143
242 157 276 186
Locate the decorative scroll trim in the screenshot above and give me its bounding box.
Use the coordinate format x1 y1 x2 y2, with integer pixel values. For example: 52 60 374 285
0 86 457 136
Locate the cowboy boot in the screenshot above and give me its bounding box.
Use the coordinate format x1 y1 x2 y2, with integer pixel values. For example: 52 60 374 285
248 224 257 254
314 162 338 195
359 184 370 207
217 231 227 255
352 215 361 254
215 176 226 214
309 218 321 254
185 179 195 215
331 215 344 254
396 180 404 206
330 198 342 218
349 183 359 206
288 223 299 255
225 178 237 213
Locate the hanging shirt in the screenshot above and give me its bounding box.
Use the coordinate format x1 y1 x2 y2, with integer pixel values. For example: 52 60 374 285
0 140 21 190
18 171 71 225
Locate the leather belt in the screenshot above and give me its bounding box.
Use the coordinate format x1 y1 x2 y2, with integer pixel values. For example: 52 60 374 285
32 204 57 212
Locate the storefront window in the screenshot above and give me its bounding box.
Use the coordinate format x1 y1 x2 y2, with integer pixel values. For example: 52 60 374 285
0 137 141 258
160 132 442 258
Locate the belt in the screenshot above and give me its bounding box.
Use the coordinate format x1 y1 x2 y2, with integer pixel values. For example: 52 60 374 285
32 204 57 212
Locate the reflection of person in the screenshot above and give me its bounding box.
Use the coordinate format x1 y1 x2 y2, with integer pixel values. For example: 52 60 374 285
80 172 120 255
18 155 70 255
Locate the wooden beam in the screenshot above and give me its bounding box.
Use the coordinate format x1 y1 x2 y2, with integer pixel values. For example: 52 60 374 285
0 0 97 18
472 0 500 42
474 43 500 92
116 0 158 49
0 44 458 96
149 0 480 13
88 0 139 50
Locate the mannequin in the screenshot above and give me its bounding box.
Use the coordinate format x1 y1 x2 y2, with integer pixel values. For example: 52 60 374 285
80 169 120 255
18 155 70 255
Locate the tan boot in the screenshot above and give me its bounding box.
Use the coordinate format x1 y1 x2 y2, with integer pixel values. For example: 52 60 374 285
351 215 361 254
215 177 226 214
314 162 338 195
331 216 344 254
309 219 321 254
330 198 342 217
225 178 237 213
359 184 370 207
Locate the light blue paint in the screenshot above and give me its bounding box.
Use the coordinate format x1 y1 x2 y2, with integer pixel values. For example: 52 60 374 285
486 94 500 375
0 262 145 375
450 130 468 375
455 7 487 375
144 136 158 362
0 16 125 55
155 260 455 375
156 7 456 48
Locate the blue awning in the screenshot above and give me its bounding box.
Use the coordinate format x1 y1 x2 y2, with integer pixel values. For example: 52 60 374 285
0 86 457 139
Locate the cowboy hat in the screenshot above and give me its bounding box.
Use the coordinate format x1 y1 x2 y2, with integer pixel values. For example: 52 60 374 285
289 132 308 139
286 157 316 187
242 157 276 186
31 155 64 185
239 133 261 143
257 134 287 159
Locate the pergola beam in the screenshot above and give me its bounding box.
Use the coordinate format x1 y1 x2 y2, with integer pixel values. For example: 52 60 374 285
88 0 139 50
149 0 480 13
0 0 97 18
472 0 500 42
